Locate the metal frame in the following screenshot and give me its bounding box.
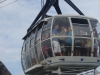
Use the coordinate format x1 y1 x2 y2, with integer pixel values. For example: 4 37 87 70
27 0 84 32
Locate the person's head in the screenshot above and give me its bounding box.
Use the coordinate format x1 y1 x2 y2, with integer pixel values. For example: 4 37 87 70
61 26 67 32
68 27 71 31
54 25 59 29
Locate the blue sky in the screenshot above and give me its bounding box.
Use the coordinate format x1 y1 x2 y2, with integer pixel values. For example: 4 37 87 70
0 0 100 75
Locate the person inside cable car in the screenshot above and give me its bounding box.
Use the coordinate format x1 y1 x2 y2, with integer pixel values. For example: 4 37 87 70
93 29 98 57
65 27 72 56
59 26 67 36
85 39 92 56
52 24 62 56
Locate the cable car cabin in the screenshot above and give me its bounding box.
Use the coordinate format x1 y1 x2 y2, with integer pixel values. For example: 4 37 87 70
21 15 100 75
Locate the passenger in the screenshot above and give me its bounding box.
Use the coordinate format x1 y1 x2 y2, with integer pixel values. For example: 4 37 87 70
66 27 72 56
42 45 50 58
45 30 50 39
42 30 50 40
85 39 92 56
59 26 67 36
74 38 81 56
80 29 88 36
52 25 62 56
93 28 98 37
93 29 98 57
94 40 98 57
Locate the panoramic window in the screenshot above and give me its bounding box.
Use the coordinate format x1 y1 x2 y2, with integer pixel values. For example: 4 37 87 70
41 29 50 41
52 17 72 56
29 48 37 65
52 17 70 36
36 28 42 44
41 39 53 58
30 32 34 48
25 42 29 51
52 37 72 56
25 51 31 68
35 44 44 62
90 20 100 57
90 20 100 38
22 55 27 70
71 18 91 37
42 19 52 31
74 38 92 56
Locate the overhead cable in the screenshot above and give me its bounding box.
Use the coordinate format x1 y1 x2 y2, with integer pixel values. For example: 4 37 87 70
0 0 18 8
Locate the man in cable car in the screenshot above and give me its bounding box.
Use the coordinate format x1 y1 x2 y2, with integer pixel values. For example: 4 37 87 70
52 24 62 56
66 27 72 56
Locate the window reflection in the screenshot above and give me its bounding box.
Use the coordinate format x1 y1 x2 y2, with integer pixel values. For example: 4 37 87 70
41 29 50 41
22 55 27 70
30 38 34 48
74 38 92 56
25 51 31 68
90 20 100 38
93 39 99 57
52 37 72 56
29 48 37 65
42 19 52 31
72 18 91 37
52 17 70 36
36 44 44 62
25 42 29 51
41 39 53 59
36 28 42 44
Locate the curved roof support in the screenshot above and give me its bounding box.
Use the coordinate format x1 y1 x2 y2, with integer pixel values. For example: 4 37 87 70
27 0 84 32
64 0 84 15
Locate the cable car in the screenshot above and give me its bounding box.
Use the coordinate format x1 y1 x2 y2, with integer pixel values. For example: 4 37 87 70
21 0 100 75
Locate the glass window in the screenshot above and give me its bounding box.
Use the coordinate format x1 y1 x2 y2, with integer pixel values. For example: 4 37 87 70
41 29 50 41
25 51 31 68
41 39 53 59
52 17 70 36
29 48 37 65
71 18 91 37
22 54 27 70
74 38 92 56
42 19 52 31
35 44 44 62
22 41 25 54
90 20 100 38
52 37 72 56
36 28 42 44
25 42 29 51
93 39 99 57
30 38 34 48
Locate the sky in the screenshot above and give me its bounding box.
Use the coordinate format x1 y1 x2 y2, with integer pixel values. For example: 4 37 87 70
0 0 100 75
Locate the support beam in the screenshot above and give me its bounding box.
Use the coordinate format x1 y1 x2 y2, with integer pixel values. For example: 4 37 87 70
64 0 84 15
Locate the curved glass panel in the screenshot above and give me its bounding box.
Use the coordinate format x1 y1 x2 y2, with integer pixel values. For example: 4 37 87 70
35 44 44 62
71 18 91 37
74 38 92 56
25 51 31 68
42 19 52 31
41 39 53 59
41 29 50 41
25 42 29 51
90 20 100 38
21 54 27 70
29 47 37 65
36 28 42 44
22 41 25 54
90 20 100 57
52 37 72 56
52 17 70 36
93 39 99 57
30 38 34 48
